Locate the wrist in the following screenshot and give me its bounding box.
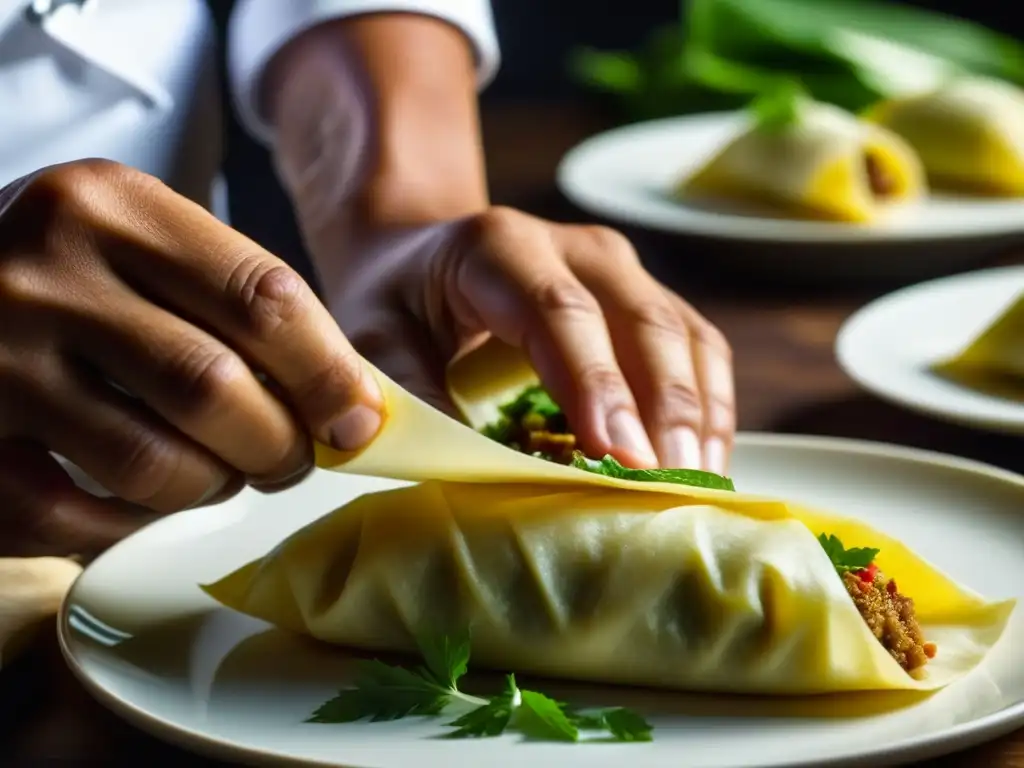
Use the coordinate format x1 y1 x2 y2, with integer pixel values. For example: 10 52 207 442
265 14 488 291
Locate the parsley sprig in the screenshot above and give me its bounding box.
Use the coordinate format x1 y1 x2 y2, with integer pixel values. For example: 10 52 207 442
308 632 653 743
571 451 736 491
817 533 879 573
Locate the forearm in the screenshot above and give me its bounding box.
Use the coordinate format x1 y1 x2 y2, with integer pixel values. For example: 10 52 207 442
264 14 488 291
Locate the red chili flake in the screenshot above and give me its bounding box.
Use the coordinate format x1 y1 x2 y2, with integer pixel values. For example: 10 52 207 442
886 579 898 595
854 563 879 583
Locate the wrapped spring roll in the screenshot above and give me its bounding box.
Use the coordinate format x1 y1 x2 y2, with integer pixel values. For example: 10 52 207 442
678 93 925 223
865 78 1024 196
203 341 1013 696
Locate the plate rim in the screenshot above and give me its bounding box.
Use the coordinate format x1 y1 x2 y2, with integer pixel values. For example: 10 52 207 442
57 431 1024 768
555 111 1024 244
835 264 1024 432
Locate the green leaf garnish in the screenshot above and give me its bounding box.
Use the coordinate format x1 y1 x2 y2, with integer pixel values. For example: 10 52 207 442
516 689 579 742
445 674 517 738
603 707 655 742
817 533 879 573
418 630 471 690
571 452 736 492
309 633 653 743
750 80 807 132
499 385 563 420
307 660 451 723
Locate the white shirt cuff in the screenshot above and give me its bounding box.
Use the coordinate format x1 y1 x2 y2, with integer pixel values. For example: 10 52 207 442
227 0 501 146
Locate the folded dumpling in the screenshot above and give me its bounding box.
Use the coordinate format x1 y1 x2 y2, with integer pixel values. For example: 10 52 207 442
678 97 925 223
203 341 1014 696
865 78 1024 195
932 290 1024 394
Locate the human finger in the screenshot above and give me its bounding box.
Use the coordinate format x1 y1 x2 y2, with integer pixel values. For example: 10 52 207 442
449 209 657 467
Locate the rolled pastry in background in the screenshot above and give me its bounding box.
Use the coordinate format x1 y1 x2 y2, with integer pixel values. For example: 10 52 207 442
865 78 1024 196
678 97 926 223
932 290 1024 397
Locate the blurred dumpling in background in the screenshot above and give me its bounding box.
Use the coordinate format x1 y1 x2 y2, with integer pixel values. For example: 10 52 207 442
932 291 1024 398
865 78 1024 196
677 88 926 223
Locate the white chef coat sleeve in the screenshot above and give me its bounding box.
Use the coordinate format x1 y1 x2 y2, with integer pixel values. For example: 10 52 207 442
227 0 501 145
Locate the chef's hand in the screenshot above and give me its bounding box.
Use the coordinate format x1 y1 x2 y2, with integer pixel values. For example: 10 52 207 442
266 14 737 473
332 208 736 473
0 160 383 557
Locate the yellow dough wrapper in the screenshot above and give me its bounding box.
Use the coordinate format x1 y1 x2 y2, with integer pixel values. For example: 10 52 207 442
933 290 1024 395
865 78 1024 196
678 101 926 223
203 341 1013 697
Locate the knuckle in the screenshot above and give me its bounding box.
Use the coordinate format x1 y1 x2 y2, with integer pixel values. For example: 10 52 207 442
29 159 134 211
655 379 705 426
580 225 637 262
462 206 540 256
108 425 181 505
708 400 737 434
227 257 312 340
577 363 631 403
170 341 250 419
530 277 601 318
475 205 527 239
700 321 733 359
629 299 687 338
1 160 139 265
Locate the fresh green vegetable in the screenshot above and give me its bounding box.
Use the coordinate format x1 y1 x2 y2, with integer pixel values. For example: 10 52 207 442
817 533 879 574
308 632 653 743
571 451 736 491
570 0 1024 121
500 385 563 421
750 80 807 132
481 385 565 446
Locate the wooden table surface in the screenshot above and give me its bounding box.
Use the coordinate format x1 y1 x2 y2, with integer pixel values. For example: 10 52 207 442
4 103 1024 767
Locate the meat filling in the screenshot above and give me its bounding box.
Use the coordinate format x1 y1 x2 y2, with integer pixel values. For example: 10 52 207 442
864 153 896 198
522 428 576 464
842 567 936 672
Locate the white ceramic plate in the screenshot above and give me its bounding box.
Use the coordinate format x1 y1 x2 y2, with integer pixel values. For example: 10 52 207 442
556 112 1024 244
836 265 1024 433
59 434 1024 768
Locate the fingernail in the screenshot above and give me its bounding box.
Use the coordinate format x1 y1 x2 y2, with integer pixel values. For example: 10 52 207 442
328 404 383 452
607 410 658 467
660 426 703 469
704 437 728 475
191 468 232 508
